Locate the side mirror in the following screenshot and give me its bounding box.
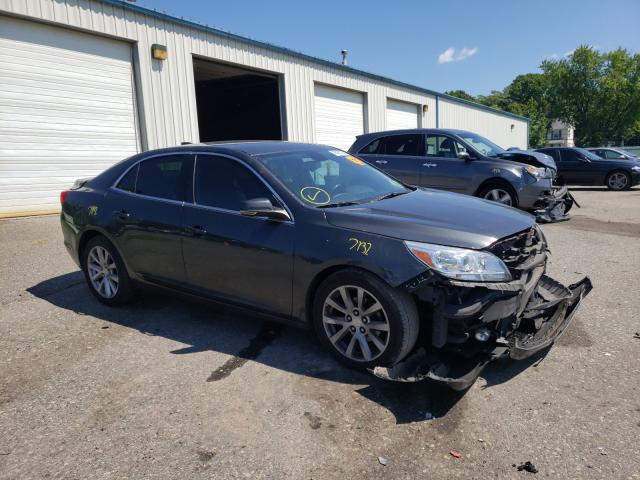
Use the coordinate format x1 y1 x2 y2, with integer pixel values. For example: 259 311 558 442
240 197 290 221
578 156 591 163
457 151 472 160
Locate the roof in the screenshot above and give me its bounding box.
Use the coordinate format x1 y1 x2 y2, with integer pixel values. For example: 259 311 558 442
101 0 528 123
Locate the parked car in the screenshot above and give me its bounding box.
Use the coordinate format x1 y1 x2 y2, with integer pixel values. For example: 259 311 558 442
588 147 639 161
60 142 591 390
348 129 574 222
536 147 640 191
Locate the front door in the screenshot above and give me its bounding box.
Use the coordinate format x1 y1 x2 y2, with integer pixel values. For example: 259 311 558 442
106 154 193 284
420 134 473 192
558 149 594 185
181 154 295 317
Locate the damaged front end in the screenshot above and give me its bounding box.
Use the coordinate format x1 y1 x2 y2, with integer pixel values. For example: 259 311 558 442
374 226 592 390
533 185 579 223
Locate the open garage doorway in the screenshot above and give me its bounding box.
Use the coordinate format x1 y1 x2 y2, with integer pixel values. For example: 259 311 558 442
193 58 284 142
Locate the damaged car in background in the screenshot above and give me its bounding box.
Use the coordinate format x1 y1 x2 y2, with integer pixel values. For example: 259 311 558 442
349 128 577 222
60 142 591 390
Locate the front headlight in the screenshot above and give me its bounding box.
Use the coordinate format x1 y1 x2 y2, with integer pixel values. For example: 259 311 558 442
404 241 512 282
631 166 640 172
524 165 553 180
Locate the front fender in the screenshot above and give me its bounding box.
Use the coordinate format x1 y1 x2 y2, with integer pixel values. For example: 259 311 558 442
291 224 426 322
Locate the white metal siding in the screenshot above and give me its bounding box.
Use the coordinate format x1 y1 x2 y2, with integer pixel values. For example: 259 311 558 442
0 0 529 216
0 15 137 217
386 98 419 130
313 84 364 150
438 98 527 149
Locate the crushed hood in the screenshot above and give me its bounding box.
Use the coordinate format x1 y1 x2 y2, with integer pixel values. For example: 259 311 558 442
324 189 535 250
495 150 557 170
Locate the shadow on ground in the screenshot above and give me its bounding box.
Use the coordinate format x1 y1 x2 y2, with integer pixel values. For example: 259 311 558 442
29 272 536 424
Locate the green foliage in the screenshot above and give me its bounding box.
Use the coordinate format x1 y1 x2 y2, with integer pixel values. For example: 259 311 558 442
542 46 640 146
448 47 640 148
445 90 476 102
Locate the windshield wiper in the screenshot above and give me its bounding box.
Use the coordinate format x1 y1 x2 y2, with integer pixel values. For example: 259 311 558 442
371 190 409 202
317 201 361 209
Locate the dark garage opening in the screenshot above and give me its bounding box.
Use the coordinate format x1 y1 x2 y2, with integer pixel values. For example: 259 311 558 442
193 58 283 142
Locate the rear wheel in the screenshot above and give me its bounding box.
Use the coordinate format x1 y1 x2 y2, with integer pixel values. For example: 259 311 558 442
605 170 631 191
312 269 419 369
83 236 134 306
477 183 518 207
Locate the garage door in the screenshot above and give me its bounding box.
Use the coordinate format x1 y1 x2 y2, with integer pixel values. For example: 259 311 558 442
386 98 419 130
0 16 139 218
314 84 364 150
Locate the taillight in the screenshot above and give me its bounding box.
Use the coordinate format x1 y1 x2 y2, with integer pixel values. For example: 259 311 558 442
60 191 70 205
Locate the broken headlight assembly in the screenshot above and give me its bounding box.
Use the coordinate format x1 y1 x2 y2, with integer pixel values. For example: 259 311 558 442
404 241 512 282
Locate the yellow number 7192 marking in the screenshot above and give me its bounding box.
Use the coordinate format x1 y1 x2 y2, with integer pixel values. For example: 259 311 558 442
348 237 372 255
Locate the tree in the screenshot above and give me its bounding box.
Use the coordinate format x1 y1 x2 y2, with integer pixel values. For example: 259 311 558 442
444 90 477 102
542 46 640 146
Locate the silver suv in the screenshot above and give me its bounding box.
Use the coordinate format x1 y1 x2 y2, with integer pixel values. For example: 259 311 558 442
349 128 574 221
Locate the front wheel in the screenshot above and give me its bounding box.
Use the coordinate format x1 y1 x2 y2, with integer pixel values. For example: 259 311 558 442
83 236 134 306
312 269 419 369
477 183 518 207
605 170 631 191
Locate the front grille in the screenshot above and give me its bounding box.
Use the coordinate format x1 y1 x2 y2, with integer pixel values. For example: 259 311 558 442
488 227 546 277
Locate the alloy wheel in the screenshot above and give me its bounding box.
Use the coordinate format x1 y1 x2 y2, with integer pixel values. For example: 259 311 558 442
608 172 628 190
483 188 513 205
87 246 119 299
322 285 390 362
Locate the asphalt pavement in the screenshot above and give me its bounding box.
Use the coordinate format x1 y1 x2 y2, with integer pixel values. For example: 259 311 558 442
1 186 639 479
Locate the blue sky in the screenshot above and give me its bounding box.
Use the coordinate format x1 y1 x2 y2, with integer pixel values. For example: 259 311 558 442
138 0 639 96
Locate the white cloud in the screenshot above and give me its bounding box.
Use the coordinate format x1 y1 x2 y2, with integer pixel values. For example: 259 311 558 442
438 46 478 64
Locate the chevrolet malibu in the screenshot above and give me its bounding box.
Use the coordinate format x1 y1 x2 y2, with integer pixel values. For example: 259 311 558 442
60 142 591 389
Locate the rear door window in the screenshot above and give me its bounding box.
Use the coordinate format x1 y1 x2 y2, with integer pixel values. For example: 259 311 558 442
117 164 138 193
360 138 385 154
135 155 194 202
382 134 423 156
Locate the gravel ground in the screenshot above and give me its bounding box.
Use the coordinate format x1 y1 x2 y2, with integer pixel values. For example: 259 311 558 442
1 187 639 479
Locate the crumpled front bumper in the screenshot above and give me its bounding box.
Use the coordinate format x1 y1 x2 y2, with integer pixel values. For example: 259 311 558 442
533 185 578 223
373 273 592 391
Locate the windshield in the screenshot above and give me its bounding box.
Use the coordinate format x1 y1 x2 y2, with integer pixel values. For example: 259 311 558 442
255 148 409 207
455 132 506 157
575 148 602 161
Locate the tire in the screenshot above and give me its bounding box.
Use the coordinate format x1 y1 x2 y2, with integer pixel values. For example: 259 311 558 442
477 182 518 208
312 269 419 369
605 170 631 191
82 236 134 306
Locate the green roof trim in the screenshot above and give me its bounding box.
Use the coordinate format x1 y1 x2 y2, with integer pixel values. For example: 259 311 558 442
101 0 529 123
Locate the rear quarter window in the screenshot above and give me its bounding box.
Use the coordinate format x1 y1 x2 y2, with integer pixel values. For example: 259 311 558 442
116 164 138 192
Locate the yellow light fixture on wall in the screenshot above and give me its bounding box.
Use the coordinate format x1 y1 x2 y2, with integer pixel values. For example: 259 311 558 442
151 44 168 60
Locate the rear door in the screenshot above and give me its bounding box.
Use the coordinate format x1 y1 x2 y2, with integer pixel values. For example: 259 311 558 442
419 134 472 192
181 153 294 316
107 153 194 284
357 134 423 184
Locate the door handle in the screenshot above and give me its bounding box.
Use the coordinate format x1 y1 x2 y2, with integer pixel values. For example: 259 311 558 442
375 160 388 165
422 163 438 167
189 225 207 236
113 209 130 220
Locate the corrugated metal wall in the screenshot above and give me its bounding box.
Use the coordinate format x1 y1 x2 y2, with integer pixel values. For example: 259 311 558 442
438 98 528 149
0 0 528 152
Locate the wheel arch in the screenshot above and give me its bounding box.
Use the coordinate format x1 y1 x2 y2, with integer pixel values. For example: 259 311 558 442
77 228 130 274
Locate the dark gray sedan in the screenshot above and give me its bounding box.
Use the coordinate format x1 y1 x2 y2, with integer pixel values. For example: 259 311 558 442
349 129 574 221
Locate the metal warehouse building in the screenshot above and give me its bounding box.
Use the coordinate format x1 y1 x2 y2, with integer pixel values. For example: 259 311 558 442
0 0 529 218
